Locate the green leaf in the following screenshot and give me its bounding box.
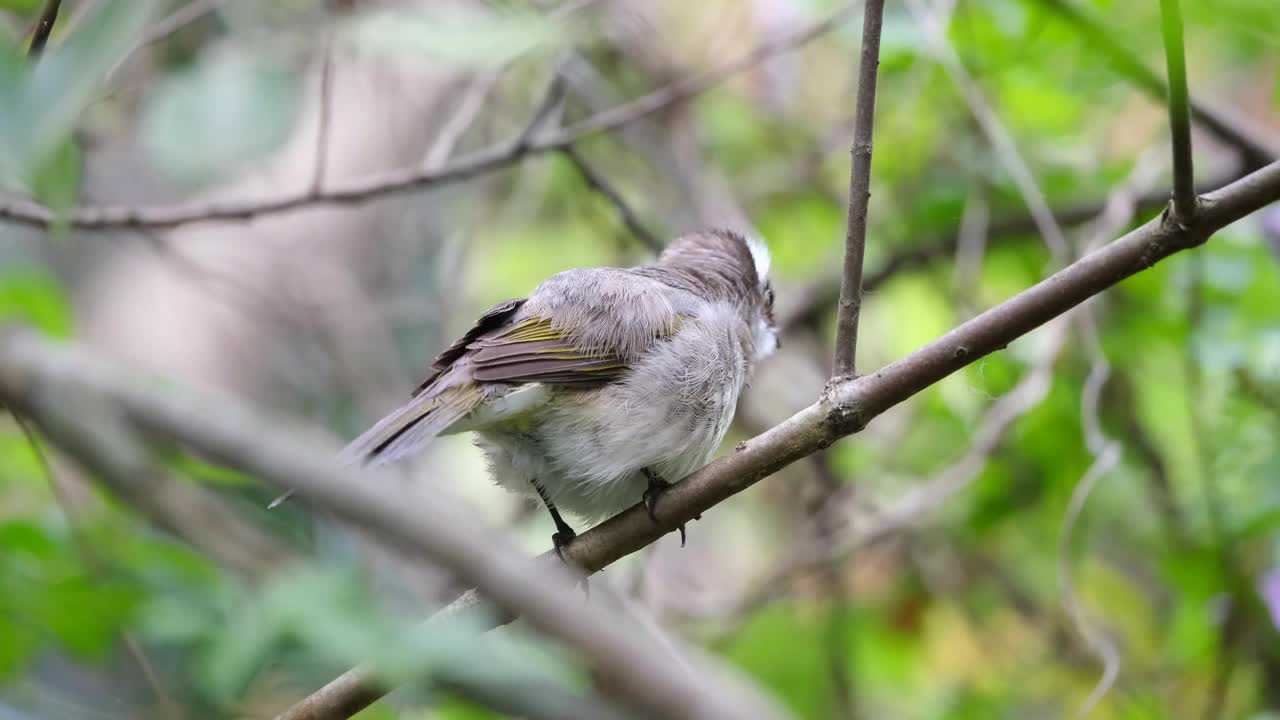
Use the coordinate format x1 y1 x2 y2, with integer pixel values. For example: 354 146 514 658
0 271 74 336
0 0 41 14
141 46 301 187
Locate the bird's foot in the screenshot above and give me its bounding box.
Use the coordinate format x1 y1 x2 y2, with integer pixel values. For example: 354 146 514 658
642 468 695 547
551 525 577 562
550 519 588 595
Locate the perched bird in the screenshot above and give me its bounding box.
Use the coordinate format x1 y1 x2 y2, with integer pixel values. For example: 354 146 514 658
312 229 778 548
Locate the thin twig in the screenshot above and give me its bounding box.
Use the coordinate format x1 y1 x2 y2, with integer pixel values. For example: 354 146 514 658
27 0 63 57
0 1 860 231
311 39 334 195
1158 0 1197 222
561 145 663 254
832 0 886 377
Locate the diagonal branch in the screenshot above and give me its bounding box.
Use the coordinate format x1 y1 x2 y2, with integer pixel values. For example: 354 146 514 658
561 145 663 253
0 1 859 232
4 159 1278 720
832 0 886 378
1157 0 1197 222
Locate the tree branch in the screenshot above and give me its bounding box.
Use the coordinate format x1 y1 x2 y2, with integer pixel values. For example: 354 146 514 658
1157 0 1197 222
561 145 663 253
3 387 296 582
832 0 886 378
0 1 859 232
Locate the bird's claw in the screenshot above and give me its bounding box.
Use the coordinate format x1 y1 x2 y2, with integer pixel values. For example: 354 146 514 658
551 526 588 595
641 469 690 547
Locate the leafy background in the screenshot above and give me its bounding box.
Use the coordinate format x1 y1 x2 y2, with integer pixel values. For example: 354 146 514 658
1 0 1279 718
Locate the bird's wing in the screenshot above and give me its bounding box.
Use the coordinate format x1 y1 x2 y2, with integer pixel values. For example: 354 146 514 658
426 268 689 390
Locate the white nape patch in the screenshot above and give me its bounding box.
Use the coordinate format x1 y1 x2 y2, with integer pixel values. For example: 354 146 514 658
744 235 772 287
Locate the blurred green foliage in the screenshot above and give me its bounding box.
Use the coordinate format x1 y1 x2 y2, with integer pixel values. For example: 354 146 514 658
1 0 1279 718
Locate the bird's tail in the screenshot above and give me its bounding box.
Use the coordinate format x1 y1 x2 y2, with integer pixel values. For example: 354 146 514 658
268 385 483 508
339 384 485 466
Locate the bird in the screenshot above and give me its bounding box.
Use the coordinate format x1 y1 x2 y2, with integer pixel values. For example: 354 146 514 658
285 229 779 550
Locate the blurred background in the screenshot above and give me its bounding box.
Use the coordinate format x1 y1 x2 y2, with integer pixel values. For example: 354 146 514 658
2 0 1280 718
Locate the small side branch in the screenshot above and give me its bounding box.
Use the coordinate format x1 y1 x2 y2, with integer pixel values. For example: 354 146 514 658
832 0 887 378
561 145 663 254
27 0 63 57
1158 0 1197 222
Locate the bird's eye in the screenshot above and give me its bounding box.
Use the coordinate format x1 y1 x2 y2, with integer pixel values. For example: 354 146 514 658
764 283 775 306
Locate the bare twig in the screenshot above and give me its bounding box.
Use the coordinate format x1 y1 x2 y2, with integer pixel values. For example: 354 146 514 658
27 0 63 57
1036 0 1279 169
9 158 1274 720
1158 0 1197 222
311 40 334 195
0 2 858 231
832 0 886 377
561 145 663 253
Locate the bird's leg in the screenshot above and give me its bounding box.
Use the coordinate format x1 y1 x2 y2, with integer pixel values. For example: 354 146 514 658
642 467 696 547
531 478 576 561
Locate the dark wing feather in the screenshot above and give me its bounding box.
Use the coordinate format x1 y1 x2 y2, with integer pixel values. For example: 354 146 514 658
414 298 525 395
468 319 628 386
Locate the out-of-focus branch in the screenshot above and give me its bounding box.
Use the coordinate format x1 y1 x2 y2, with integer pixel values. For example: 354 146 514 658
561 145 663 253
1036 0 1279 169
0 332 790 720
5 385 298 582
0 1 859 231
264 160 1280 720
1157 0 1197 222
832 0 886 377
311 41 334 195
